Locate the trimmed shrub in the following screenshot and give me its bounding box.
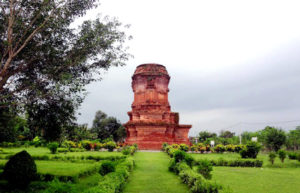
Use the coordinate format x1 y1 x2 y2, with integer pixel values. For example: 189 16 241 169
105 141 117 152
47 142 59 154
168 158 177 172
99 161 116 176
179 144 189 152
190 145 198 152
122 147 131 155
3 150 37 188
214 144 226 153
174 150 187 163
197 159 213 179
162 142 169 151
288 152 297 160
240 141 261 159
185 154 195 168
269 152 276 165
278 149 286 163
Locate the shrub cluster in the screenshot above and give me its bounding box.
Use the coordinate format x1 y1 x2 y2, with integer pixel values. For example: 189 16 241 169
239 141 261 159
121 145 137 156
288 152 300 160
171 162 223 193
83 158 135 193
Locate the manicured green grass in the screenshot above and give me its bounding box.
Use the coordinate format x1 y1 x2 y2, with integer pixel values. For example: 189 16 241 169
190 152 300 168
123 152 189 193
36 161 98 176
0 147 122 157
213 167 300 193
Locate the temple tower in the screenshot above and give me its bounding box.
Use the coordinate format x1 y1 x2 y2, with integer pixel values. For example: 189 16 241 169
124 63 191 150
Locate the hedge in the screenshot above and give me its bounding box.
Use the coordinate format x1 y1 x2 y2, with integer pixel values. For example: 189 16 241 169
195 159 263 167
83 157 135 193
171 161 224 193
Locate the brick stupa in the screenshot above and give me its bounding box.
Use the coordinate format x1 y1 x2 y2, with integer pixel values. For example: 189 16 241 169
124 63 191 150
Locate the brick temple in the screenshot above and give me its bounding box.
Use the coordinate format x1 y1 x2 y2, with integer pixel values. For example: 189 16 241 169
124 63 191 150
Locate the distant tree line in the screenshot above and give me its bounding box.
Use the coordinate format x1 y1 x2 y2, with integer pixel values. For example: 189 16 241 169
196 126 300 152
0 109 126 144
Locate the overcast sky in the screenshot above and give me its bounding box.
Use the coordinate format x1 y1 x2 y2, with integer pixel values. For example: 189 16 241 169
76 0 300 136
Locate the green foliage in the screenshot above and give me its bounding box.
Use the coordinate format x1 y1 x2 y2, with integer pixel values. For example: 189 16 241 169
162 142 169 151
47 142 59 154
185 154 195 168
179 144 189 152
105 141 117 152
172 162 222 193
197 159 213 179
198 131 217 142
269 152 277 165
286 127 300 150
3 150 37 188
288 152 298 160
214 144 226 153
240 141 261 159
173 150 187 163
99 161 116 176
85 158 134 193
91 111 126 142
39 179 76 193
204 159 263 167
278 149 286 163
260 126 286 152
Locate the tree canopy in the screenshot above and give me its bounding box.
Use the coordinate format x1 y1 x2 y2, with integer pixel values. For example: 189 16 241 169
0 0 131 141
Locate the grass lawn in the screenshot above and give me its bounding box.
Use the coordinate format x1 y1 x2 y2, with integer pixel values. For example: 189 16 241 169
123 152 189 193
213 167 300 193
36 161 99 176
0 147 122 157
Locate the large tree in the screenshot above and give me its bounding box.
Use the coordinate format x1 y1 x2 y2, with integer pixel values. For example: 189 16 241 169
91 110 126 142
0 0 130 140
259 126 286 152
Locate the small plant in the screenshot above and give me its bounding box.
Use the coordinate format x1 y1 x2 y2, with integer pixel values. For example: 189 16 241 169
122 146 131 155
3 150 37 188
173 150 187 163
278 149 286 163
32 136 41 147
184 154 194 167
162 142 169 151
47 142 59 154
269 152 277 165
105 141 116 152
240 141 261 158
99 161 115 176
214 144 226 153
179 144 189 152
190 145 197 152
197 159 213 179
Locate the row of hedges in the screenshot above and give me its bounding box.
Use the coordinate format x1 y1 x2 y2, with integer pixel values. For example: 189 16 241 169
195 159 263 167
83 157 135 193
167 149 226 193
0 154 126 162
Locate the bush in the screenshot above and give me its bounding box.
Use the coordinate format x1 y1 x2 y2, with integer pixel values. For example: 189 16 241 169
184 154 195 168
105 141 117 152
269 152 276 165
47 142 59 154
190 145 197 152
240 141 261 158
122 147 131 155
179 144 189 152
99 161 116 176
3 150 37 188
278 149 286 163
168 158 177 172
288 152 297 160
162 142 169 151
214 144 226 153
173 150 187 163
197 159 213 179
